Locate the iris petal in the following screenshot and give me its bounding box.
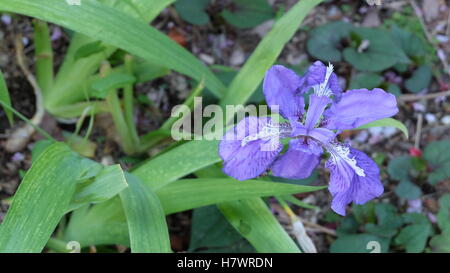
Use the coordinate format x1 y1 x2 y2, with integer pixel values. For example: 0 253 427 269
219 116 283 181
263 65 305 120
325 145 383 215
305 61 342 100
272 139 321 179
325 88 398 130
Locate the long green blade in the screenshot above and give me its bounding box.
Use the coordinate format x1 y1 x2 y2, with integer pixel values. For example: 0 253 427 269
0 0 226 101
120 174 171 253
0 69 13 125
218 198 300 253
132 140 221 190
220 0 323 110
157 178 324 214
0 143 81 253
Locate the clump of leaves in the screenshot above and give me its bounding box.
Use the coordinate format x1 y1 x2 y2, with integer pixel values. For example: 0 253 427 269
329 202 433 253
388 140 450 201
307 19 435 95
174 0 275 29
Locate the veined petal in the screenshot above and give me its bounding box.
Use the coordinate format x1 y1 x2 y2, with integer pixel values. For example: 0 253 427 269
219 116 284 180
305 94 331 130
325 144 383 216
305 61 342 100
325 88 398 130
271 139 321 179
263 65 305 119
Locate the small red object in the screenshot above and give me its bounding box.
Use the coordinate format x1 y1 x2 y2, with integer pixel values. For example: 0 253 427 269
409 147 422 157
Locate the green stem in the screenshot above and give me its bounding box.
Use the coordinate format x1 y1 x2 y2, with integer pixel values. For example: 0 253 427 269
123 55 140 147
101 63 137 155
46 238 70 253
33 19 53 95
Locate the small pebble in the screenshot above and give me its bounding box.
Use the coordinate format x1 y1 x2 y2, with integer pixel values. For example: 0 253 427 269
441 115 450 125
425 113 437 124
1 14 11 25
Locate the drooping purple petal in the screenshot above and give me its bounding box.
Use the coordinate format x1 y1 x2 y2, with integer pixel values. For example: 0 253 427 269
271 139 321 179
305 61 342 101
325 88 398 130
263 65 305 119
325 145 384 215
219 116 283 181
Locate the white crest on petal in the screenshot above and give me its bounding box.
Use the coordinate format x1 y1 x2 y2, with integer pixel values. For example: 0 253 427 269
327 143 365 177
241 122 291 151
312 63 334 97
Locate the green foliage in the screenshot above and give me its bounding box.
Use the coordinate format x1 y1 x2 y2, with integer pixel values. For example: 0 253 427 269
307 21 354 62
349 73 383 90
221 0 274 29
73 40 106 61
331 202 434 253
0 143 81 252
394 213 433 253
120 174 171 253
157 178 324 214
343 27 409 72
218 198 301 253
220 0 323 110
189 206 255 253
175 0 210 26
331 234 390 253
404 65 432 93
91 73 136 99
387 156 422 200
423 140 450 185
355 118 409 139
0 70 13 125
430 194 450 252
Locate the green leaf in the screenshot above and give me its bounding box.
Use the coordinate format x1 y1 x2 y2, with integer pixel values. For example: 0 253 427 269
0 69 13 126
388 156 413 181
120 174 171 253
73 40 106 61
394 213 432 253
343 27 410 72
330 234 390 253
437 194 450 233
387 83 402 97
354 118 409 138
91 73 136 99
221 0 274 29
430 232 450 253
132 140 221 190
404 65 432 93
307 21 354 62
133 59 170 83
156 178 324 214
64 198 129 247
1 0 226 99
68 163 128 212
189 206 255 253
218 198 300 253
0 143 81 253
395 180 422 200
364 203 402 238
391 25 426 59
220 0 323 110
46 0 174 110
174 0 210 26
423 140 450 185
349 73 383 89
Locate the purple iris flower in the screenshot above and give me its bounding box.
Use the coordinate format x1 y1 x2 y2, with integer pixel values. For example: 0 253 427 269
219 61 399 215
